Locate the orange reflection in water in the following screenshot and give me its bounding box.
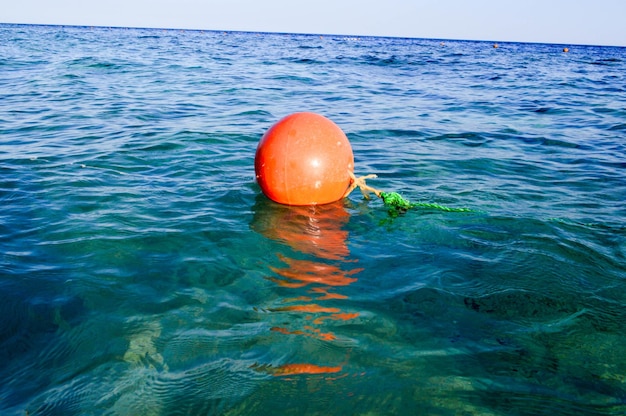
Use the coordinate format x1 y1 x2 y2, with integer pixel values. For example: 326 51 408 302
271 363 343 377
269 254 362 288
252 200 351 261
251 362 343 377
251 199 361 376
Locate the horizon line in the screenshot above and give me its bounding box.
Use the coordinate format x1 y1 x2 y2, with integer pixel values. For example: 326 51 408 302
2 21 625 49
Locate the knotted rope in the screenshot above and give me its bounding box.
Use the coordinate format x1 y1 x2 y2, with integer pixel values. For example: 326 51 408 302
344 171 472 215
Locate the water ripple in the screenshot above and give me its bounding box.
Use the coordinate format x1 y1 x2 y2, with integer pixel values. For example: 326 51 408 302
2 24 626 415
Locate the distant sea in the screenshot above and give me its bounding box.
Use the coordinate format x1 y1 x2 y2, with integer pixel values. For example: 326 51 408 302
1 24 625 415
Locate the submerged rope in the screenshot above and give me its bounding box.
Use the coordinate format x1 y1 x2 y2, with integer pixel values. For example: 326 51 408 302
344 171 472 215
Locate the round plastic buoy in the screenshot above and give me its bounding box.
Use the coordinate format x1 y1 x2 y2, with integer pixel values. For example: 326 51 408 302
255 112 354 205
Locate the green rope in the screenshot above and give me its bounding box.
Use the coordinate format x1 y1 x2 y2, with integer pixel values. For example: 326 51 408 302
379 192 412 210
380 191 473 215
345 172 473 216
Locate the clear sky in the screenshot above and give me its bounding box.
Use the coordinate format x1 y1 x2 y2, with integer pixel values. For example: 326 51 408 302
3 0 625 47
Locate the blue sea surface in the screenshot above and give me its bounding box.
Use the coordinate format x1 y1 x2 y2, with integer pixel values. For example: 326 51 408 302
1 24 625 415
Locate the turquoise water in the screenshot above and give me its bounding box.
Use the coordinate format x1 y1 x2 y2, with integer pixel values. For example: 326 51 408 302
1 24 625 415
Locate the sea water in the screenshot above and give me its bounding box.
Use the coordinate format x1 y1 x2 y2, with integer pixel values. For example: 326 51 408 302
1 24 625 415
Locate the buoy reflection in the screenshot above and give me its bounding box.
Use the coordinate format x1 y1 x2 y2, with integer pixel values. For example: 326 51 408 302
250 362 343 377
251 198 360 376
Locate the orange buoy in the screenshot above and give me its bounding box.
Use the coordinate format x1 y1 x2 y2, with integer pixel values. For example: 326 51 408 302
254 112 354 205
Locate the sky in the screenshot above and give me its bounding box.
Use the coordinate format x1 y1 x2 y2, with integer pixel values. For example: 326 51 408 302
3 0 626 47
